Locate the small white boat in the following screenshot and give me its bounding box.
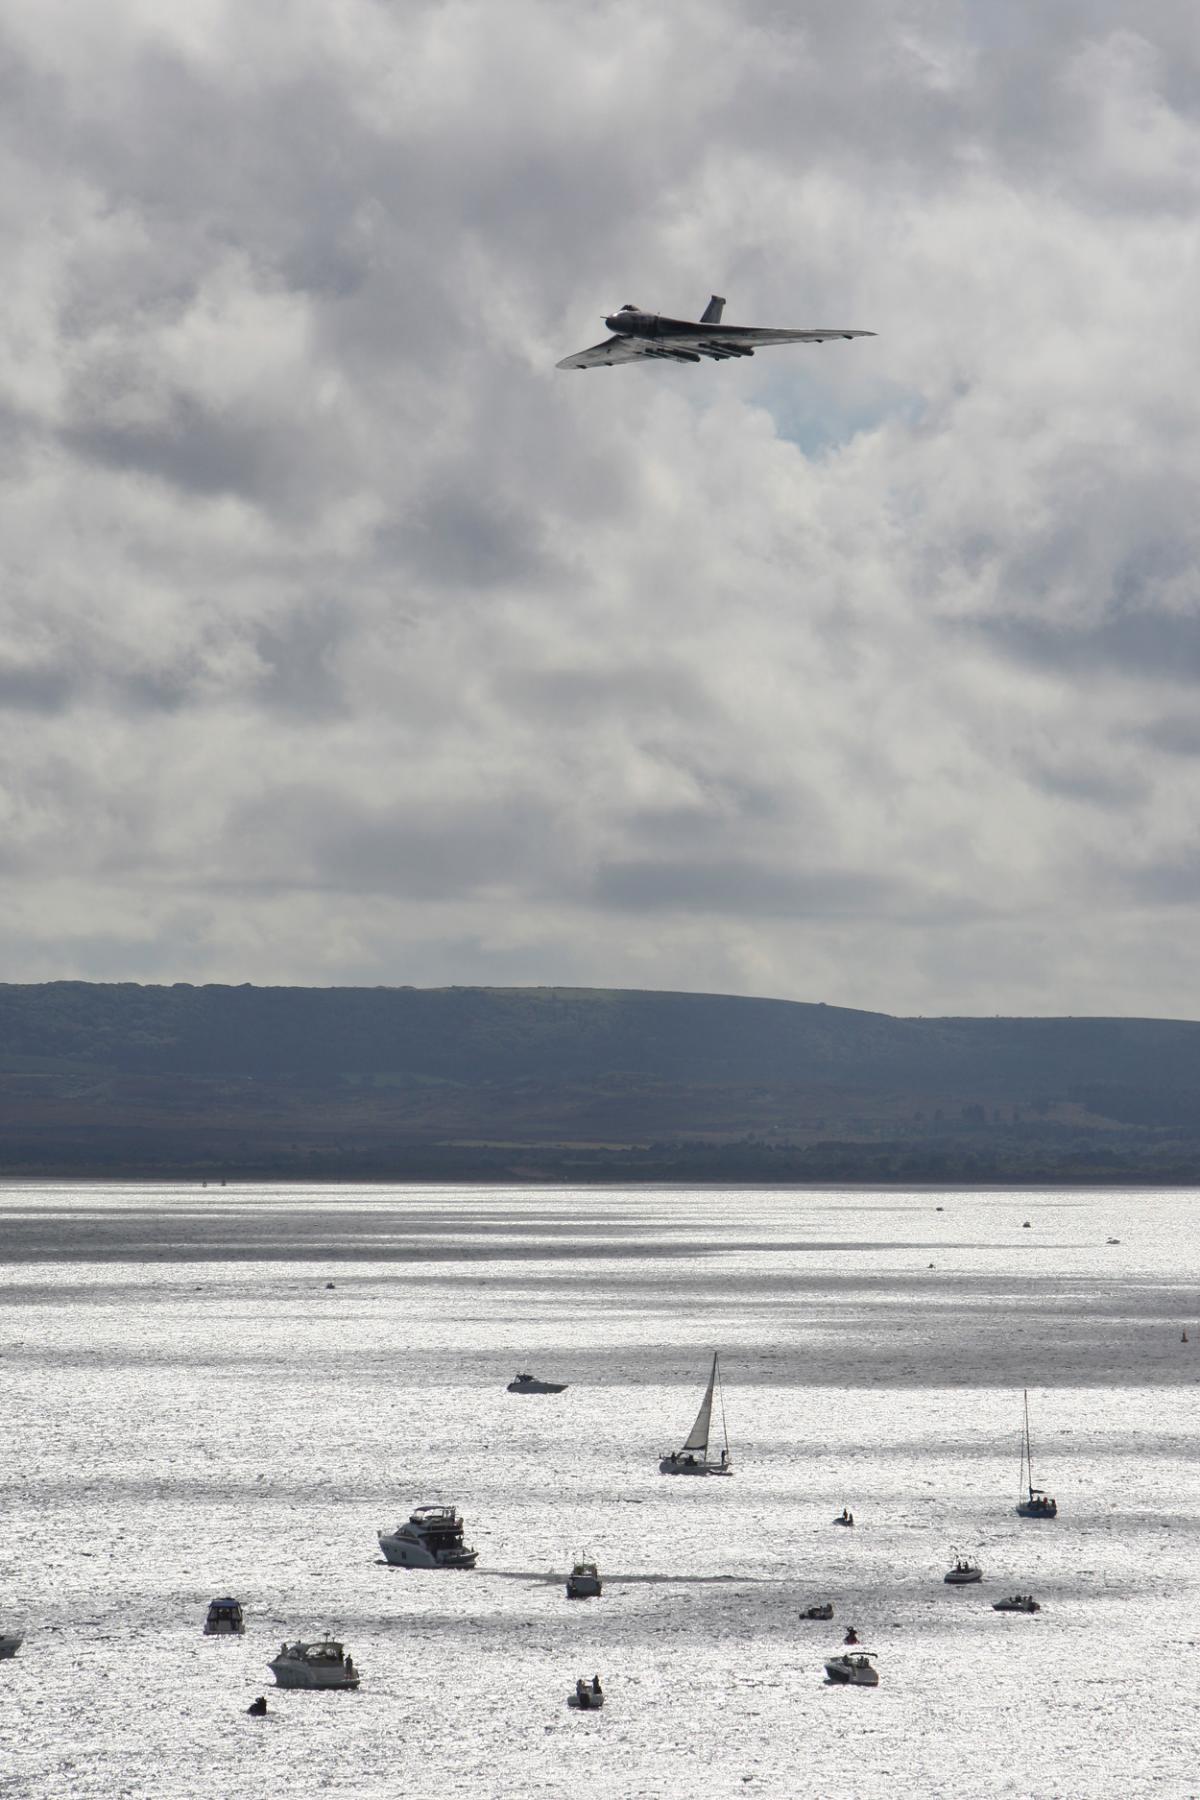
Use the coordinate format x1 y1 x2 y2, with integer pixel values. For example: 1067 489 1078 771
379 1504 478 1568
944 1551 983 1585
507 1372 568 1393
203 1596 244 1635
565 1558 602 1599
568 1676 605 1709
993 1594 1041 1614
0 1634 22 1660
1016 1391 1058 1518
660 1352 733 1475
824 1652 879 1687
268 1640 360 1689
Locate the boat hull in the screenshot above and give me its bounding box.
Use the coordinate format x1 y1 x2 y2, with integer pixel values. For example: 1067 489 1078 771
269 1660 359 1690
379 1534 478 1569
659 1456 733 1476
944 1569 983 1584
507 1379 567 1393
0 1635 22 1659
568 1692 605 1709
1016 1501 1057 1518
566 1578 602 1598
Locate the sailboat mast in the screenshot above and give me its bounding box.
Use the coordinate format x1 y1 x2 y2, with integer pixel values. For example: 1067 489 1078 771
1022 1388 1033 1496
716 1353 730 1458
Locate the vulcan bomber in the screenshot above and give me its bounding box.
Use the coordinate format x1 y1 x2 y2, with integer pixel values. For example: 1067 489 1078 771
556 294 874 369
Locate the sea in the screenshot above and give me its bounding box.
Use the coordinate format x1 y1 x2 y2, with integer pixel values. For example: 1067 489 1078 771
1 1181 1198 1798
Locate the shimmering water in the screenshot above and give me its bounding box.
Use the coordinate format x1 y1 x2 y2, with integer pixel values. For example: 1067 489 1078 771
2 1183 1198 1796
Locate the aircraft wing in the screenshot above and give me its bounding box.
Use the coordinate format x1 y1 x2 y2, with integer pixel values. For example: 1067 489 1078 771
556 337 652 369
691 327 876 350
556 336 724 369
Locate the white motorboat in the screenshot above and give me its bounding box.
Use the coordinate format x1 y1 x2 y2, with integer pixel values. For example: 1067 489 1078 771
268 1639 360 1689
565 1558 602 1599
379 1504 478 1568
660 1352 733 1475
568 1676 605 1709
993 1594 1041 1613
1016 1390 1058 1518
824 1652 879 1687
507 1372 568 1393
203 1596 244 1635
0 1634 22 1660
944 1551 983 1585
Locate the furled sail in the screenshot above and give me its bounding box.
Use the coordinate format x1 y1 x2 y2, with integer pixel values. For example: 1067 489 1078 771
681 1353 718 1453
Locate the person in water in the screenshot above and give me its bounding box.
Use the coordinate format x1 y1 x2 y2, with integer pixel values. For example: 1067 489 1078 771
843 1627 859 1645
247 1696 267 1716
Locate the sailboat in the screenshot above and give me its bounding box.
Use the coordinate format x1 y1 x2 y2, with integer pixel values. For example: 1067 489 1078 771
659 1352 733 1475
1016 1389 1058 1518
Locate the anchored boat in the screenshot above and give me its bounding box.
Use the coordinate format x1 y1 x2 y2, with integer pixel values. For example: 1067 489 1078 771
1016 1390 1058 1518
824 1652 879 1687
566 1558 602 1599
660 1352 733 1475
268 1640 360 1689
379 1504 479 1568
507 1372 567 1393
203 1596 244 1635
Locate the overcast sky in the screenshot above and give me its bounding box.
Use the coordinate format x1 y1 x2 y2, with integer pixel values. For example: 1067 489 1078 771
1 0 1197 1015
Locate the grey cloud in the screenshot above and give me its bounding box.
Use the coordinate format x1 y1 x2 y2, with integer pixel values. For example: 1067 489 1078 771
593 857 906 918
0 1 1198 1013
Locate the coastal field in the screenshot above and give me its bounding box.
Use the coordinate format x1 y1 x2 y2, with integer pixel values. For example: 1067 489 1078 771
1 1182 1198 1797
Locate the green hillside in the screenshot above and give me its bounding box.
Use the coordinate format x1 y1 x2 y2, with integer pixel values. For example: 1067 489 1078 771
0 982 1198 1180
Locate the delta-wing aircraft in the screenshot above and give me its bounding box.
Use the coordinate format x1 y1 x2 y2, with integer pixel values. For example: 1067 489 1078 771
556 295 874 369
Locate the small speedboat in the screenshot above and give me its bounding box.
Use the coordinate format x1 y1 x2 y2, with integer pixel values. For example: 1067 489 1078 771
379 1504 478 1568
566 1559 602 1599
824 1653 878 1687
944 1556 983 1585
832 1509 854 1527
268 1640 360 1689
802 1602 834 1621
0 1634 22 1660
507 1373 567 1393
993 1594 1041 1613
568 1676 605 1710
203 1596 245 1635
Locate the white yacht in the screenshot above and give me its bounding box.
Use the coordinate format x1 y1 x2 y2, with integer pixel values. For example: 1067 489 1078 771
0 1633 22 1660
660 1352 733 1475
824 1652 879 1687
203 1596 244 1635
379 1504 478 1568
268 1640 360 1689
507 1372 567 1393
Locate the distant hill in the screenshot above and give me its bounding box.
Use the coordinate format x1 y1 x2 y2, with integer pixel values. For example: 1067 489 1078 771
1 981 1199 1181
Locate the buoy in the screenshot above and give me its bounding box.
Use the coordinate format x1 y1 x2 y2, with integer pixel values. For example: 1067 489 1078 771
1182 1329 1189 1344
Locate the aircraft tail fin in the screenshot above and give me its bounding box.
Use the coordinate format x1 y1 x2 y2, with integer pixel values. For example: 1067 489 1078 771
700 295 726 324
